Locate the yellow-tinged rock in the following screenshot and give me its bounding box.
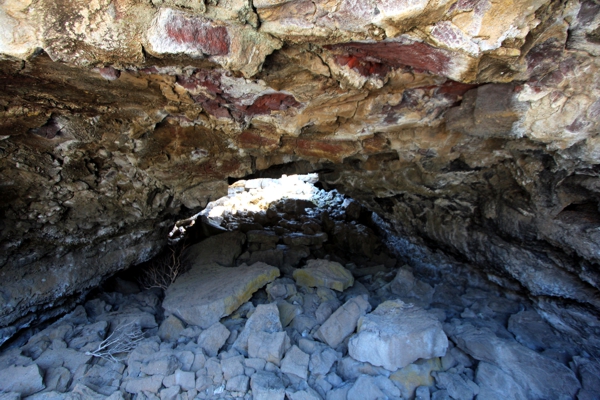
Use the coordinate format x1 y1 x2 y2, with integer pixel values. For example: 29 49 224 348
390 358 443 399
293 259 354 292
163 261 280 328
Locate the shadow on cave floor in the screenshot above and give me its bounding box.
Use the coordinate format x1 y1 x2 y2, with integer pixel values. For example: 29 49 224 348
0 175 596 399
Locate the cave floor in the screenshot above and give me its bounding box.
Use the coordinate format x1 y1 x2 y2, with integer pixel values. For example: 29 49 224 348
0 177 597 399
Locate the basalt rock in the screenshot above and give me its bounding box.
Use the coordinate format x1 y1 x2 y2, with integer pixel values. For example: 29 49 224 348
0 0 599 361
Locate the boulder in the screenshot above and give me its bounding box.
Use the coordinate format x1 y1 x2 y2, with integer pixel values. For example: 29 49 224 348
507 310 563 351
348 300 448 371
293 259 354 292
315 295 370 348
475 361 528 400
163 261 280 328
390 358 442 399
0 364 45 396
233 303 282 355
197 322 230 357
446 321 581 400
158 315 186 342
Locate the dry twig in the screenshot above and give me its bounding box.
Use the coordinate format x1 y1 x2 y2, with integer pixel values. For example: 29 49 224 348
138 243 187 291
85 322 144 362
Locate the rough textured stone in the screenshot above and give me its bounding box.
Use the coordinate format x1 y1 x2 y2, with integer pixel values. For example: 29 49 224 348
250 371 285 400
197 322 230 357
280 345 310 380
293 259 354 292
163 262 280 328
233 303 283 355
349 300 448 371
447 321 581 400
0 0 599 366
315 295 370 348
0 364 45 396
248 331 291 366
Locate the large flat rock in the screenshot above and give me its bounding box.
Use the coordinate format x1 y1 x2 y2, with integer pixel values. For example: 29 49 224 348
163 262 280 328
349 300 448 371
293 259 354 292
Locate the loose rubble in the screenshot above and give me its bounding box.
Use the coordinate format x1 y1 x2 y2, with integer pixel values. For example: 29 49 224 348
0 176 596 399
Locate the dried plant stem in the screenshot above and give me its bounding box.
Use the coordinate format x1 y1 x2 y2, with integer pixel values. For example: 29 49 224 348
85 322 144 362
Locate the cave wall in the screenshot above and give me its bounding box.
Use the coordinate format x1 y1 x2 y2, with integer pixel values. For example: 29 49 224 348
1 0 600 348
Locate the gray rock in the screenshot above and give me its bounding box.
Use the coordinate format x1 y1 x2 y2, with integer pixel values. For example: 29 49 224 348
573 356 600 400
349 300 448 371
266 278 298 300
44 366 71 393
160 385 181 400
283 232 328 247
250 248 285 268
182 231 246 267
197 322 230 357
226 374 249 393
315 295 370 348
233 303 282 355
447 321 581 400
475 361 528 400
141 354 182 376
0 364 45 396
158 315 186 342
163 369 196 391
0 393 20 400
79 364 124 395
433 371 479 400
347 375 390 400
247 230 280 247
309 347 339 376
431 390 452 400
221 355 245 380
293 259 354 292
286 387 323 400
245 357 266 372
35 347 92 373
123 375 164 394
389 268 434 308
280 345 310 380
250 371 285 400
163 262 279 328
248 331 291 366
416 386 431 400
507 310 562 351
326 383 352 400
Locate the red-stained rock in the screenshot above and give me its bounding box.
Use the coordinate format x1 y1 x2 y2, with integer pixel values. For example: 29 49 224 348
237 130 280 150
292 138 358 161
247 93 301 115
327 40 452 77
164 14 230 56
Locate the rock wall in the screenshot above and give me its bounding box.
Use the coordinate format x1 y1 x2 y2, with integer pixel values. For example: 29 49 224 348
1 0 599 349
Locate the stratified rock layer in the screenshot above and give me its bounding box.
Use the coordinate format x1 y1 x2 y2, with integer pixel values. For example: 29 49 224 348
0 0 599 358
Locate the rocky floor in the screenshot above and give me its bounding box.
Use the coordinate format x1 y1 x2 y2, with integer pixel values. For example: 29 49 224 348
0 176 599 400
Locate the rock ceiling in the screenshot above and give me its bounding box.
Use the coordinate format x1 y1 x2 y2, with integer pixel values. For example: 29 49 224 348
1 0 600 351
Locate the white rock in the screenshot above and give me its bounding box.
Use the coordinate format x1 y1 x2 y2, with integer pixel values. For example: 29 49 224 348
348 300 448 371
280 345 310 380
248 331 291 366
315 295 371 348
233 303 282 355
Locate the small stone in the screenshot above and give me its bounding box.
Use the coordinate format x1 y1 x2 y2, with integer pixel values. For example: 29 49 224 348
250 371 285 400
293 259 354 291
276 300 302 327
309 347 338 375
433 371 479 400
160 385 181 400
415 386 431 400
141 354 182 376
44 366 71 392
248 331 291 366
221 355 245 380
286 387 322 400
349 300 448 371
164 369 196 391
280 345 310 380
0 364 45 396
197 322 230 357
233 303 282 355
159 315 186 342
124 375 164 394
390 358 441 399
226 374 249 393
315 295 370 348
347 375 387 400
